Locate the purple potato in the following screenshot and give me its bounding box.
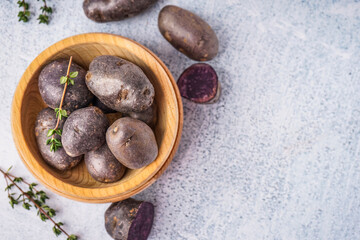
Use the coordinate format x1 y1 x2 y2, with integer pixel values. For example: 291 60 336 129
85 55 155 113
38 59 94 113
35 108 82 171
178 63 220 103
126 102 157 128
106 117 158 169
62 106 109 157
85 143 126 183
105 198 154 240
158 5 219 61
83 0 158 23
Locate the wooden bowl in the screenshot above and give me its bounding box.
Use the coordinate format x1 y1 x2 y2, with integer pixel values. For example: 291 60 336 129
11 33 183 203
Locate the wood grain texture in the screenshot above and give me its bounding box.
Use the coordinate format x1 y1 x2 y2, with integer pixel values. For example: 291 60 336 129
11 33 183 203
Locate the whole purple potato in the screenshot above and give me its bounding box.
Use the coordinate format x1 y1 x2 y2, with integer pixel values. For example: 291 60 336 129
85 55 155 113
83 0 158 23
105 198 154 240
158 5 219 61
62 106 109 157
38 59 94 113
35 108 82 171
106 117 158 169
85 143 126 183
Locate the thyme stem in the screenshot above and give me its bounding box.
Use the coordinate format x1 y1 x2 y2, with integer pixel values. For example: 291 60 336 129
0 168 71 238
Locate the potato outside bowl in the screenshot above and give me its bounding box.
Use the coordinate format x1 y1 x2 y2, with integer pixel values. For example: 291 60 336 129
11 33 183 203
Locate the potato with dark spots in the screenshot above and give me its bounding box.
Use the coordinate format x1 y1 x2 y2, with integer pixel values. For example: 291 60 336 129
105 198 154 240
86 55 155 113
127 102 157 128
85 143 126 183
178 63 220 103
93 97 116 114
38 59 94 113
62 106 109 157
35 108 82 171
158 5 219 61
83 0 158 23
106 117 158 169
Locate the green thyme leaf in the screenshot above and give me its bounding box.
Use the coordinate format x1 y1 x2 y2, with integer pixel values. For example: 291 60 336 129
47 129 55 137
67 235 78 240
13 177 23 183
61 110 68 117
53 225 62 236
29 183 37 191
39 212 48 221
22 202 32 210
48 208 56 217
5 184 14 191
37 14 49 24
55 129 62 136
60 76 68 84
26 190 35 198
69 71 78 78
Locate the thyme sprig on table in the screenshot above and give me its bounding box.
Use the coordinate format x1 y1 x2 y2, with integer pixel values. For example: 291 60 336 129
17 0 53 24
46 56 78 152
17 0 30 22
37 0 52 24
1 166 78 240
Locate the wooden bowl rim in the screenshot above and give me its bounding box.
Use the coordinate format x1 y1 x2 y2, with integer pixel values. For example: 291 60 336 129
11 33 183 203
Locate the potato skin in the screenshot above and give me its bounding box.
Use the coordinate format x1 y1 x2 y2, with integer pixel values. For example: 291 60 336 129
158 5 219 61
62 106 109 157
106 117 158 169
105 198 154 240
86 55 155 113
83 0 158 23
85 143 126 183
127 102 157 128
34 108 82 171
38 59 94 113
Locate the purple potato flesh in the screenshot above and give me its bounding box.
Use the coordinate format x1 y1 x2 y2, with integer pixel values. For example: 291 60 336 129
105 198 154 240
34 108 82 171
178 63 220 103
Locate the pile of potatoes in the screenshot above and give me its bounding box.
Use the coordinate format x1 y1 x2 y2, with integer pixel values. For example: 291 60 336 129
35 55 158 183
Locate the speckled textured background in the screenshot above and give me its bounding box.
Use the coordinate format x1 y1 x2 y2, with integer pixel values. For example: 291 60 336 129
1 0 360 239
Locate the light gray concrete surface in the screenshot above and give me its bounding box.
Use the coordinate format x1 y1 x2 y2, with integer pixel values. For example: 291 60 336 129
1 0 360 239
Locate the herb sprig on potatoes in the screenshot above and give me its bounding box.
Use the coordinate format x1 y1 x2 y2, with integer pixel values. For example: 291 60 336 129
46 56 78 152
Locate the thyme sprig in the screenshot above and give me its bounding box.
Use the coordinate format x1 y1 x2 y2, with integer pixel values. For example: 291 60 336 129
16 0 53 24
17 0 30 22
1 166 78 240
46 56 78 152
37 0 52 24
